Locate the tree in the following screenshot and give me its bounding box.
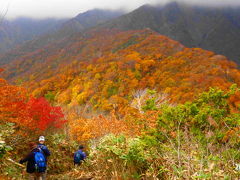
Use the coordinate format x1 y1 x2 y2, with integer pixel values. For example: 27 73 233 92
0 70 66 132
24 97 66 131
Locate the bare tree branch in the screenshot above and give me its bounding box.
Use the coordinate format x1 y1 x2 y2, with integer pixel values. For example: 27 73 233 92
131 88 171 113
0 1 10 25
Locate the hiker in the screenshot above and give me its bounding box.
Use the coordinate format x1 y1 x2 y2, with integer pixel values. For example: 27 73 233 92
19 142 46 180
74 145 87 165
37 136 50 179
38 136 50 159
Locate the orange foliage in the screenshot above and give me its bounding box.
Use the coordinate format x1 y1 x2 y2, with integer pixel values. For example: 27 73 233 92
1 29 240 115
0 72 65 132
67 110 135 142
0 76 27 124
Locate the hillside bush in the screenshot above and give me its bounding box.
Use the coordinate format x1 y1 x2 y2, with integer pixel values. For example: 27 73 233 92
77 86 240 179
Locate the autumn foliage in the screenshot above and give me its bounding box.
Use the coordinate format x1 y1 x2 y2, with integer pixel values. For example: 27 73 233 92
68 113 129 142
0 76 27 124
3 29 235 115
1 29 240 137
0 28 240 179
0 72 65 132
24 97 65 131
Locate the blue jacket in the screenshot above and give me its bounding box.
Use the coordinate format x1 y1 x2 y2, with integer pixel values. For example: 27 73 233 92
74 149 86 163
38 144 50 161
20 148 43 173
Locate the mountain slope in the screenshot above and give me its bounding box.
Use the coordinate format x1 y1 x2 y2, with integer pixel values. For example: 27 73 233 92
59 9 124 34
0 9 124 65
0 17 66 53
1 29 239 111
100 2 240 64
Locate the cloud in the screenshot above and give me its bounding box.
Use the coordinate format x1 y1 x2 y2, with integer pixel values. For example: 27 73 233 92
177 0 240 7
1 0 240 19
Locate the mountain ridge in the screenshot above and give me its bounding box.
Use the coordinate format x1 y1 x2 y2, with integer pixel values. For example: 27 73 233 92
0 9 124 65
0 17 67 53
1 28 239 109
98 2 240 64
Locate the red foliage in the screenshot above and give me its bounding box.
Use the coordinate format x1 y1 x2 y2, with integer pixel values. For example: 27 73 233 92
0 76 66 132
0 77 27 124
25 97 66 131
2 29 240 115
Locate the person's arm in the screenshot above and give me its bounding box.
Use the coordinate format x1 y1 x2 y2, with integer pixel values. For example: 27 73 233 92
82 152 87 160
19 152 33 164
73 152 76 164
41 146 50 157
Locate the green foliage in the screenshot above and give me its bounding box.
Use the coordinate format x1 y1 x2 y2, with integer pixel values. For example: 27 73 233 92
79 85 240 179
142 89 158 111
193 172 211 179
134 70 142 80
157 85 239 146
112 36 138 53
0 123 14 159
87 134 160 178
3 165 22 179
0 123 19 178
107 86 118 97
44 133 78 174
0 132 79 179
44 91 55 102
1 86 239 179
0 141 7 159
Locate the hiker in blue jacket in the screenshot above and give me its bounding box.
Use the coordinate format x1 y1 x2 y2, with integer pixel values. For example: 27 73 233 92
74 145 87 165
37 136 50 179
19 142 46 180
38 136 50 159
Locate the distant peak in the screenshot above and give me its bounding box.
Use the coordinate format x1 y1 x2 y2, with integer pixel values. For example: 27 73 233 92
167 1 179 6
75 8 124 19
136 1 181 11
133 3 156 12
138 4 154 9
164 1 182 10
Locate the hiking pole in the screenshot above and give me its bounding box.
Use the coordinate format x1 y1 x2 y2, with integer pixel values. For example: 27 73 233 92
6 158 25 168
6 158 26 178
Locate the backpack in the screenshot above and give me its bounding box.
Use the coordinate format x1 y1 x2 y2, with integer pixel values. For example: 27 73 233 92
74 150 84 163
38 144 50 157
34 149 46 173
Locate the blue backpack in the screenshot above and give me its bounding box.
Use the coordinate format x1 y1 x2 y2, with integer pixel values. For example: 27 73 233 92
74 150 84 163
34 149 46 173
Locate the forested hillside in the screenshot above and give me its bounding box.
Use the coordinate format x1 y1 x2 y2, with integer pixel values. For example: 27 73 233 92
0 9 123 65
0 17 66 53
59 9 124 34
100 2 240 64
0 4 239 179
1 29 239 113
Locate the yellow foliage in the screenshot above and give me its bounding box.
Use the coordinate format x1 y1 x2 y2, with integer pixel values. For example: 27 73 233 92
94 73 101 79
126 51 141 61
57 89 72 104
76 92 88 105
87 64 93 71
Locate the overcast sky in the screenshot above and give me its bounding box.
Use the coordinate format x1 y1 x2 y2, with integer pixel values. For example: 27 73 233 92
1 0 240 19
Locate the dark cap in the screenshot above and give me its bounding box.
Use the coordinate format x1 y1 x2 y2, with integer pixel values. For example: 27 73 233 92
29 142 37 149
79 145 84 149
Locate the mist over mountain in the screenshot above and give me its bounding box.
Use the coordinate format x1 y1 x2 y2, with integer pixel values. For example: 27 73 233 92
4 0 240 19
0 9 124 65
59 9 124 34
0 17 67 53
1 2 240 179
1 27 239 110
100 2 240 64
1 2 240 66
